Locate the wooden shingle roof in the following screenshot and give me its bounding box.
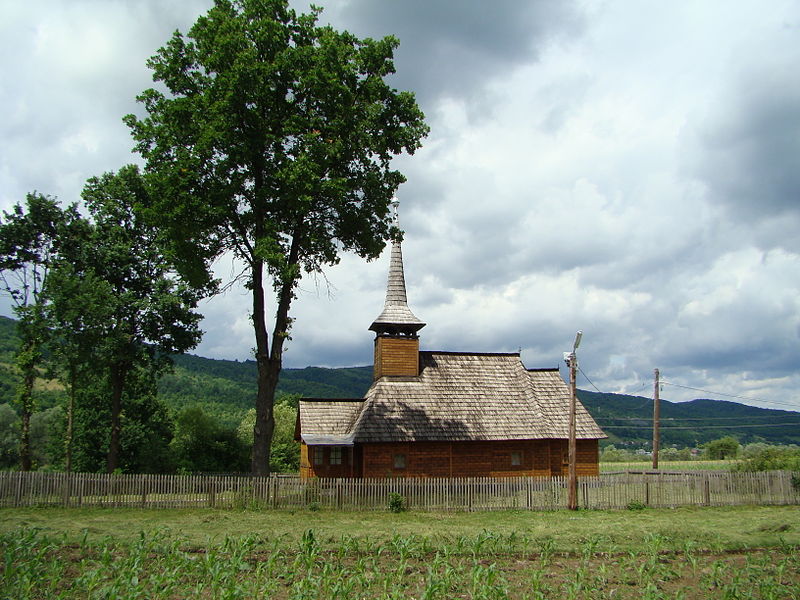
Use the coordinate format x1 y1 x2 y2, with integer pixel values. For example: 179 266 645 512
296 400 363 446
368 240 425 334
299 351 605 444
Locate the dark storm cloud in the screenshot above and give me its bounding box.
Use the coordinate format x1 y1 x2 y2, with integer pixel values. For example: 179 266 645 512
691 61 800 226
329 0 584 107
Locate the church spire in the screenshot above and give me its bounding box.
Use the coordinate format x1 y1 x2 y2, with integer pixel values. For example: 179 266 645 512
369 198 425 337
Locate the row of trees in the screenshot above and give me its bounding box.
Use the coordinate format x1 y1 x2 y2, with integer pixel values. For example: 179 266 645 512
0 397 300 474
601 436 797 464
1 0 427 474
1 173 203 473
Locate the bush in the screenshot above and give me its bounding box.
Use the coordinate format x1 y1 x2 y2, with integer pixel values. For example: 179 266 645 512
703 436 740 460
626 500 647 511
388 492 406 513
735 445 800 472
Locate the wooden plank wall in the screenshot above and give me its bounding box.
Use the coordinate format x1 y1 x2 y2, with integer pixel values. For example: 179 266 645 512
1 470 796 511
360 439 599 478
374 336 419 378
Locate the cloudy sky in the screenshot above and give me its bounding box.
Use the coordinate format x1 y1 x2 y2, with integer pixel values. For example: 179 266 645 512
2 1 799 412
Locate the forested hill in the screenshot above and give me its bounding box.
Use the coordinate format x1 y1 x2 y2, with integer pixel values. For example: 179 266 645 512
2 314 799 445
578 390 800 447
158 352 373 424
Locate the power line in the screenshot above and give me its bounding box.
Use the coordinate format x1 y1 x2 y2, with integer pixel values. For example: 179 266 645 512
660 381 800 410
574 371 799 412
577 366 603 394
597 415 796 422
601 422 800 430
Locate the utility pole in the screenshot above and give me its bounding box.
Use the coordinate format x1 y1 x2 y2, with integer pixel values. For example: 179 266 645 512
564 331 582 511
652 368 660 470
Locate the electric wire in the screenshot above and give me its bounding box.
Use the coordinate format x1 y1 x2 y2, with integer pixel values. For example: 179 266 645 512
601 422 800 430
597 415 795 421
660 381 800 410
577 365 603 393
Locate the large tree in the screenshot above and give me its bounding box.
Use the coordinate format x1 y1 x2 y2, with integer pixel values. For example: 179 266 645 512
0 194 75 469
125 0 428 474
66 165 204 472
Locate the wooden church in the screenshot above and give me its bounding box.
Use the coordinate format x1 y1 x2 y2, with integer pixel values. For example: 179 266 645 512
296 203 605 479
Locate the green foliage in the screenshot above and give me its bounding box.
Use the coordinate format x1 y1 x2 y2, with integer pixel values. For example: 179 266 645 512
45 166 203 472
0 403 19 468
237 400 299 473
601 444 696 464
703 436 741 460
28 406 62 469
3 520 800 600
0 193 78 470
657 446 694 461
126 0 428 473
388 492 406 513
600 444 635 462
48 366 176 474
734 445 800 472
171 406 249 473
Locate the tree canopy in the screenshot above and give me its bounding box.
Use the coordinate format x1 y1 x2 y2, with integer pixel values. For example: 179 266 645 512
126 0 428 474
0 194 79 469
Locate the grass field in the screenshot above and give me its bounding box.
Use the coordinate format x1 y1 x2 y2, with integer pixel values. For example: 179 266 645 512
1 505 798 599
600 460 737 472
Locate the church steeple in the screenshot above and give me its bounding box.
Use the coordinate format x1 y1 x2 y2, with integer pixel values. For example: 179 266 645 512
370 198 425 379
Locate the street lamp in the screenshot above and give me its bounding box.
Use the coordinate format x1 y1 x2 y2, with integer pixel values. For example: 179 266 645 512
563 331 582 510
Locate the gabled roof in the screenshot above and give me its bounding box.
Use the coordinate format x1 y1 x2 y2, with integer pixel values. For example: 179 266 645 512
296 399 363 446
298 351 606 444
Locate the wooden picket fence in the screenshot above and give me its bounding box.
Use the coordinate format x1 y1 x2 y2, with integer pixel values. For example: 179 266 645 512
0 470 797 511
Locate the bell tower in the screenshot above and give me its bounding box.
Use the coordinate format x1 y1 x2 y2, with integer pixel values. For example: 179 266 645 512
369 198 425 379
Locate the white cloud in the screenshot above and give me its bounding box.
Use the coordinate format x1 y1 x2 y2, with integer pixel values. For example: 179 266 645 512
1 0 799 414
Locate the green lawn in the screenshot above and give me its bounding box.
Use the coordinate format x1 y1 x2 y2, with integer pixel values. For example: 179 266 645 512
2 505 798 599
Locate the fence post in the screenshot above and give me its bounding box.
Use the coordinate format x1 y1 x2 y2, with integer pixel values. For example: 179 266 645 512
703 476 711 506
140 475 148 508
14 472 23 507
208 478 216 508
62 473 71 507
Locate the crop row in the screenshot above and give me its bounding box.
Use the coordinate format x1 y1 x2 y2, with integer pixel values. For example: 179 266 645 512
2 527 798 599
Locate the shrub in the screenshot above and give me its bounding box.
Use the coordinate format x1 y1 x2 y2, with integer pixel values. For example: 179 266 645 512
626 500 647 511
735 445 800 472
388 492 406 513
703 436 740 460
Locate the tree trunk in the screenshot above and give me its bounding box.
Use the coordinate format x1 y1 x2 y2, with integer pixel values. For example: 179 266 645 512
107 363 127 473
19 393 32 471
65 364 75 473
251 258 274 476
251 231 302 476
17 344 36 472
